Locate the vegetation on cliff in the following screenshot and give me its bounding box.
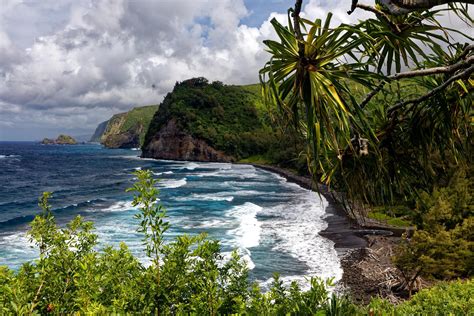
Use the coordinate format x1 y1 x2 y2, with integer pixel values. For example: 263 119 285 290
143 78 276 160
97 105 158 148
40 134 77 145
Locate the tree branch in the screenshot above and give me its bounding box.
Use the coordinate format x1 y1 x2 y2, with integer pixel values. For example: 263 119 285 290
349 0 474 15
347 0 359 14
379 0 474 15
359 81 389 109
360 53 474 108
390 55 473 80
355 4 401 32
388 63 474 113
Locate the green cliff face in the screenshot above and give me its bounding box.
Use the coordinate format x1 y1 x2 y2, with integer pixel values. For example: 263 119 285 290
93 105 158 148
142 78 274 162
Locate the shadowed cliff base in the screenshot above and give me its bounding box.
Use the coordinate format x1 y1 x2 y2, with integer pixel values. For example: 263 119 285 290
141 119 234 162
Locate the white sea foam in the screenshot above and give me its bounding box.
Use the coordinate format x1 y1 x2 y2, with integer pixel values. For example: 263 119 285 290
174 193 234 202
0 232 37 264
259 191 343 287
152 171 173 176
0 154 20 159
195 171 221 177
0 159 342 284
184 162 200 170
195 219 226 228
130 148 140 151
157 178 187 189
227 202 262 249
87 200 135 213
203 162 232 169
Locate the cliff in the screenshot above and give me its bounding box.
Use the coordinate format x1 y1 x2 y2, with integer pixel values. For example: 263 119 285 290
142 78 272 162
89 121 108 142
92 105 158 148
142 118 233 162
41 134 77 145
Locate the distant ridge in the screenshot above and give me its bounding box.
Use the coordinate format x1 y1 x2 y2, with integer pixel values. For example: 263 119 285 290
90 105 158 148
89 121 108 142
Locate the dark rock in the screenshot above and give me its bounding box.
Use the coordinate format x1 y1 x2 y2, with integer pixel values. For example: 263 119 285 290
141 119 234 162
41 134 77 145
103 131 140 149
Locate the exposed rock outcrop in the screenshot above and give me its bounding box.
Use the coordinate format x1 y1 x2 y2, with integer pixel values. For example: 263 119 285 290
141 119 234 162
41 134 77 145
102 127 141 149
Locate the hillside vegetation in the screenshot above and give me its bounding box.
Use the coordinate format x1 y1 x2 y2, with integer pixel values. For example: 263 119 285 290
99 105 158 148
143 78 276 160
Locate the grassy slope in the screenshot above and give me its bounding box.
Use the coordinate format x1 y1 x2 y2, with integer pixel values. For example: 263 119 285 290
102 105 158 146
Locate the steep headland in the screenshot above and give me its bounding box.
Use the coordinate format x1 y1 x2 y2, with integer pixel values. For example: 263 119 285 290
41 134 77 145
89 120 108 142
92 105 158 148
142 78 273 162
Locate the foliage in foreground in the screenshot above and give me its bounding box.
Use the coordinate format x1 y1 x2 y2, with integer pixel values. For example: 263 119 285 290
0 170 472 315
260 4 473 207
366 279 474 316
394 168 473 295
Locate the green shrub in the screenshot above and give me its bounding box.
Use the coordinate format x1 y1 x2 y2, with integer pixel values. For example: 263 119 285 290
394 169 473 291
366 279 474 315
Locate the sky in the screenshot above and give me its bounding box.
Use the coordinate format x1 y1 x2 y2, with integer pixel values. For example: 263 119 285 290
0 0 471 140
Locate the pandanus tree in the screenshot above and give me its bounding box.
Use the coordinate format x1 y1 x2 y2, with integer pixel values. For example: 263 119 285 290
260 0 473 205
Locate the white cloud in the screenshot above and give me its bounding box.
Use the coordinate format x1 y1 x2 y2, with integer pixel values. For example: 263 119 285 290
0 0 470 140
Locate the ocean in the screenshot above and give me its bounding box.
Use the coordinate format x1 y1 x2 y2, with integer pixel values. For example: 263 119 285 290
0 142 342 287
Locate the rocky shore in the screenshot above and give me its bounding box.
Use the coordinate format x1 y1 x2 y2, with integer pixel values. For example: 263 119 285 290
248 163 404 303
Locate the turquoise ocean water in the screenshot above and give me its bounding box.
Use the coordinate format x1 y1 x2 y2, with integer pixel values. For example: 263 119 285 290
0 142 341 287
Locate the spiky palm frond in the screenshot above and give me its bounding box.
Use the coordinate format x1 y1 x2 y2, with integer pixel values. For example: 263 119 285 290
360 8 460 74
260 12 375 183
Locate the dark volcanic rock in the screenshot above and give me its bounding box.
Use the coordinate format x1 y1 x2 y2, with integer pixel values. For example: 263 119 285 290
141 119 234 162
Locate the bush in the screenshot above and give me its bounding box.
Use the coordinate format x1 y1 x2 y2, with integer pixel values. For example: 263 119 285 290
394 169 473 292
366 279 474 315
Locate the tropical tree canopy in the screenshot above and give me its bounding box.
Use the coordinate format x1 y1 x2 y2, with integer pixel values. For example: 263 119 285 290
260 0 473 204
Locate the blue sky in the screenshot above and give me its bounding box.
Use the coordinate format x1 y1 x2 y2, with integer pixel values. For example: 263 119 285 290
0 0 471 140
242 0 294 26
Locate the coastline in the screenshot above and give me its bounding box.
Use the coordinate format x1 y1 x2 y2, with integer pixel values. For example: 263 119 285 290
139 156 400 303
247 163 367 253
247 163 403 303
